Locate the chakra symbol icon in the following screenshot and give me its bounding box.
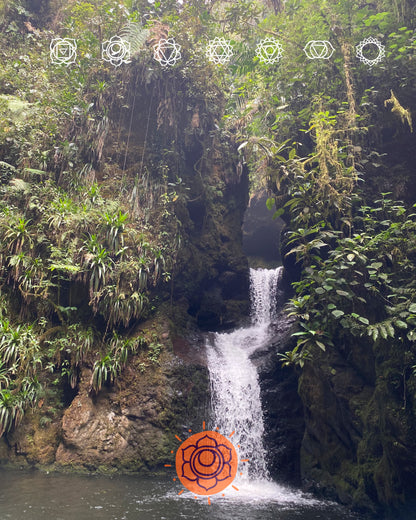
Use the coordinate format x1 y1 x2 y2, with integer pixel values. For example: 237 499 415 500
102 36 131 67
304 40 335 60
356 37 385 67
153 38 182 67
175 431 238 495
256 37 283 64
50 38 77 66
206 37 234 65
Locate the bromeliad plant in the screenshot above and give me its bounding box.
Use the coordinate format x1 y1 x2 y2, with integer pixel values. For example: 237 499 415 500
0 318 42 437
90 332 145 393
103 210 128 253
80 234 112 295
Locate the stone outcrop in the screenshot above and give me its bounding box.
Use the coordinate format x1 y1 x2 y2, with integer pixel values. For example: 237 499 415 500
298 336 416 513
0 340 209 472
252 311 304 486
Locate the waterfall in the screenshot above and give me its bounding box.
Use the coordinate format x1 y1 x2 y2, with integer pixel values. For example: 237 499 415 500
206 267 283 482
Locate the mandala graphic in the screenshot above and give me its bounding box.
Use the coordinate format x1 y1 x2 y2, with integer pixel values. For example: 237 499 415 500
255 37 283 64
206 37 233 65
304 40 335 59
50 38 77 66
356 37 385 67
102 35 131 67
175 431 238 495
153 38 182 67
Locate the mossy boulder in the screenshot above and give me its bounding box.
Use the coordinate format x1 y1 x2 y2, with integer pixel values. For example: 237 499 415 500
298 336 416 513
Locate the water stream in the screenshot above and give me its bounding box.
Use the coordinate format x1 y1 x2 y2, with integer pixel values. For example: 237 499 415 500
0 268 374 519
206 267 282 481
206 267 321 505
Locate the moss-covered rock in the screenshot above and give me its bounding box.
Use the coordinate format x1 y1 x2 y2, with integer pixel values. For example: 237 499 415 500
1 327 209 473
298 336 416 513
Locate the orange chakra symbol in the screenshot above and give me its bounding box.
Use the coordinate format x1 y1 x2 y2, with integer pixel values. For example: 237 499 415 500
175 430 238 495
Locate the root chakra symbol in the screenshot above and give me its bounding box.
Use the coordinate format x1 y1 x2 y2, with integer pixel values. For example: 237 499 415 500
50 38 77 66
175 430 238 495
304 40 335 59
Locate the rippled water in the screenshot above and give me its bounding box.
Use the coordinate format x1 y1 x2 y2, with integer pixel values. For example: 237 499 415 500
0 468 367 520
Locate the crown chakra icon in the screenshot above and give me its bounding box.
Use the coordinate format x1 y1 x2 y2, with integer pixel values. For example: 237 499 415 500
356 37 385 67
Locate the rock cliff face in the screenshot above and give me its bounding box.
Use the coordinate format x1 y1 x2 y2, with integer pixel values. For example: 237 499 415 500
253 313 304 486
298 335 416 513
0 48 250 472
0 339 209 472
292 111 416 513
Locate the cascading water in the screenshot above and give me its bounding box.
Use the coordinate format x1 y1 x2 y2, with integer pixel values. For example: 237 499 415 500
206 267 282 486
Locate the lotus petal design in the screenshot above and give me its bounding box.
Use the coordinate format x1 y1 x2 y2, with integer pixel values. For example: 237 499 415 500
175 430 238 495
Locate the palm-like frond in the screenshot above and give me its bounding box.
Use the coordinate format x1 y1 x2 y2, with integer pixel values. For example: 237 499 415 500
120 22 150 58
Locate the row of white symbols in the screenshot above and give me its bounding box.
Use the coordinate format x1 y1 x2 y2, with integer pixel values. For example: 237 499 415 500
50 36 386 68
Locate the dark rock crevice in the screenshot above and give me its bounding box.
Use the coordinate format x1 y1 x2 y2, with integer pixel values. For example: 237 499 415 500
252 311 304 486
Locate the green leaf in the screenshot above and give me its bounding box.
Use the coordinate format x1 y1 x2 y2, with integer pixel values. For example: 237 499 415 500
395 320 408 329
332 310 345 318
272 208 284 219
315 341 326 351
358 317 370 325
23 168 47 176
409 303 416 313
336 290 351 297
370 262 383 269
386 323 395 337
379 325 388 340
266 197 275 211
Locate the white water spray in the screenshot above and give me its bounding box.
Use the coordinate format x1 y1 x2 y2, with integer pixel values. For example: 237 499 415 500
206 267 283 481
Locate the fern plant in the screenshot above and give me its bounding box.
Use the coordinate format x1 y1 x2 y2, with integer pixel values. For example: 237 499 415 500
120 22 150 58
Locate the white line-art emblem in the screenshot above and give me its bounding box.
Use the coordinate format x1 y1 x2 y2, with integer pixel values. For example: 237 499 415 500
304 40 335 59
356 37 385 67
256 37 284 64
50 38 77 66
153 38 182 67
102 35 131 67
206 37 233 65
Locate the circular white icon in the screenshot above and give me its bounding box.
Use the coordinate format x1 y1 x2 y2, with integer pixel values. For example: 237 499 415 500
102 36 131 67
256 37 284 64
153 38 182 67
50 38 77 66
356 37 385 67
206 37 234 65
304 40 335 59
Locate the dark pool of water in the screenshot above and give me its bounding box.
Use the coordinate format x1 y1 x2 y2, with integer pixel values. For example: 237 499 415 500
0 467 373 520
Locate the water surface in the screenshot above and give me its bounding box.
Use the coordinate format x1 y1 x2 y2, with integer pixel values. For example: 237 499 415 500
0 468 366 520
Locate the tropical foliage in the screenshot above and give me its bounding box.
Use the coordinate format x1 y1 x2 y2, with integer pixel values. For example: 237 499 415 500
0 0 415 447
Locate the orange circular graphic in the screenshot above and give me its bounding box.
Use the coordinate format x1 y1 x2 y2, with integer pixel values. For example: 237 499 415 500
175 430 238 495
